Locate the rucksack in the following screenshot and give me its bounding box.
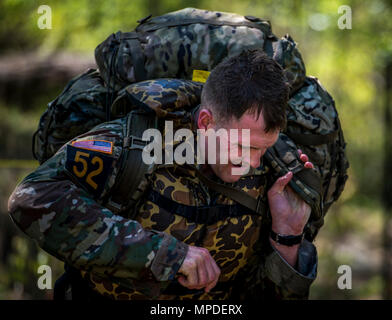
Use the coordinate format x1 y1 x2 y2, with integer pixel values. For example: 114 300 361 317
34 7 306 163
33 69 113 163
264 76 348 238
32 8 349 240
95 7 306 94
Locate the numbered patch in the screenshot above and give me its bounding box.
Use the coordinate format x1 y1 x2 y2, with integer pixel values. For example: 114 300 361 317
65 144 114 198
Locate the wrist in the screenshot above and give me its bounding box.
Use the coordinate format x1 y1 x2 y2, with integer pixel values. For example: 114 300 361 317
269 237 300 268
270 229 304 247
270 237 300 250
271 224 304 236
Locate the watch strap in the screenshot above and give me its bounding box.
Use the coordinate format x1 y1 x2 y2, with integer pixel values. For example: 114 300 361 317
270 230 304 246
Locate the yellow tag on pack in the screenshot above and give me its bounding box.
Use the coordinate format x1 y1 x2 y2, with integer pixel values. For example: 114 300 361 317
192 70 210 83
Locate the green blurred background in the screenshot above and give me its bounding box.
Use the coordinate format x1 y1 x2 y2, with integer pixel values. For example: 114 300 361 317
0 0 391 300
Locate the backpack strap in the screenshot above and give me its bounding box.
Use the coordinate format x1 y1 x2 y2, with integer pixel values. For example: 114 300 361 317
117 32 147 83
192 167 267 216
263 136 323 222
146 188 260 225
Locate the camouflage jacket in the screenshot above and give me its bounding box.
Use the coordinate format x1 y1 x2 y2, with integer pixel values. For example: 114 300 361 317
8 116 317 300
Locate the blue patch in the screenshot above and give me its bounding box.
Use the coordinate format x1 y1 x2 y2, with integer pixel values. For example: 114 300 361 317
65 145 114 198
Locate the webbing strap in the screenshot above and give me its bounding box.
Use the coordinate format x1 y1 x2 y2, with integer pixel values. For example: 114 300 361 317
105 111 157 214
128 38 147 82
192 167 266 215
117 32 147 82
147 189 260 225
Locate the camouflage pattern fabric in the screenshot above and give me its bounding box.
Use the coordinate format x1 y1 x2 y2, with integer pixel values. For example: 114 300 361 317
95 7 306 93
111 78 348 238
33 69 112 164
286 77 349 212
14 6 348 301
10 118 188 298
268 76 349 239
81 160 267 300
111 78 203 120
8 107 318 300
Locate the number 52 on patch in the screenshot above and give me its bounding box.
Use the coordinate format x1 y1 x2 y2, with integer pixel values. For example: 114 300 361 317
65 144 114 198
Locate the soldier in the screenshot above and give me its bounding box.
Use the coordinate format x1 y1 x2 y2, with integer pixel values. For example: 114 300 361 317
8 49 317 300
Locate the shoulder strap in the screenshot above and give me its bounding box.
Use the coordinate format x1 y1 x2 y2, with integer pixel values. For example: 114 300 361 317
192 167 266 215
104 111 266 216
116 32 147 83
146 188 260 225
105 110 158 214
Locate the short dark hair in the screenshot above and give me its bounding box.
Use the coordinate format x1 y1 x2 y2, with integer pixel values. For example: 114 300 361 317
201 49 289 132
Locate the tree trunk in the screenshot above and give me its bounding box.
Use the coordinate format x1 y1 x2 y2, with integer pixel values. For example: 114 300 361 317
382 57 392 299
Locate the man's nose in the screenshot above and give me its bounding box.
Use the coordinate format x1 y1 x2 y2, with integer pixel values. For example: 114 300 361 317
249 154 261 169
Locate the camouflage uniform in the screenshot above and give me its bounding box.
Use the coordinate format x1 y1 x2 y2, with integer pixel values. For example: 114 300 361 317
12 6 348 301
8 106 317 300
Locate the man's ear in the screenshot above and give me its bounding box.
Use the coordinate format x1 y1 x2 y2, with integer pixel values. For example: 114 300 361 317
197 108 215 130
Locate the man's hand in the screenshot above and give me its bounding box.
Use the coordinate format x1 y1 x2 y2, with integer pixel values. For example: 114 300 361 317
268 149 313 235
267 150 314 266
177 245 221 293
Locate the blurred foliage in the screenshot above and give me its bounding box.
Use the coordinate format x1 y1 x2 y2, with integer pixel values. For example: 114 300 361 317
0 0 391 299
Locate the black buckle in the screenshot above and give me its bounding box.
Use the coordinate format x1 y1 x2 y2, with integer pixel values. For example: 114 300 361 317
106 199 124 213
124 135 151 150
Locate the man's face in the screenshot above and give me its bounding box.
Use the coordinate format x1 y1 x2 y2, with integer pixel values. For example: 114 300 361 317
197 109 280 183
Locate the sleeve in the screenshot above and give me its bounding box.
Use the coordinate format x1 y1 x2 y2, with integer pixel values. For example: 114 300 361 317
261 238 317 299
7 119 188 298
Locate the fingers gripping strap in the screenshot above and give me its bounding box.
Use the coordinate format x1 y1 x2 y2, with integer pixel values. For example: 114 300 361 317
264 138 323 221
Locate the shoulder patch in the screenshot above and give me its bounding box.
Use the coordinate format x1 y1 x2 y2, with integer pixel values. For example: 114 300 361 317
71 140 113 155
65 144 115 198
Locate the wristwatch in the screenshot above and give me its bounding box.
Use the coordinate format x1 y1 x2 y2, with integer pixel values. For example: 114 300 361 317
270 230 304 246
